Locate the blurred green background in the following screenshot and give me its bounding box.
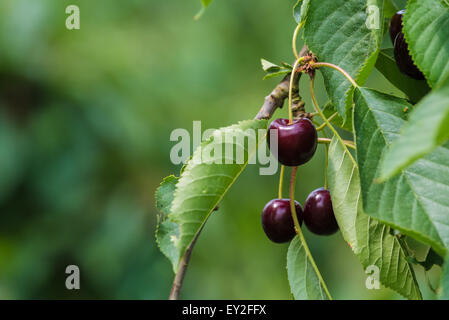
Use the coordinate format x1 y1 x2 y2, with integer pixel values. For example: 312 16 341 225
0 0 440 299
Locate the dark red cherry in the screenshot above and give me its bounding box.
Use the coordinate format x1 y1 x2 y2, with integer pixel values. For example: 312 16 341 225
261 199 303 243
389 10 405 45
394 32 425 80
267 118 317 167
303 188 339 235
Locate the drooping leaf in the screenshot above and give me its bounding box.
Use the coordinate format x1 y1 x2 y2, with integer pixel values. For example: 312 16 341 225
380 82 449 180
403 0 449 88
263 71 291 81
287 236 328 300
293 0 302 24
303 0 384 124
261 59 280 72
293 0 310 24
260 59 292 80
155 175 180 273
161 119 267 271
354 87 449 257
327 137 422 299
375 48 430 103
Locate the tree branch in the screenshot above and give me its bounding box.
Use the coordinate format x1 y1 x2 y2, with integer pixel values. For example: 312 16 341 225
255 45 309 120
168 225 204 300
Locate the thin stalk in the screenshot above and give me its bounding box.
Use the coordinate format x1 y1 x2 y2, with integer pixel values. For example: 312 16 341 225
292 22 305 60
319 129 330 191
324 141 329 190
317 137 355 149
169 225 204 299
288 58 304 123
278 165 285 199
289 167 333 300
310 78 357 166
316 112 338 131
311 62 358 89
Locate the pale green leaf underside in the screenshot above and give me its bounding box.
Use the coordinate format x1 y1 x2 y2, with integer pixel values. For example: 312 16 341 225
328 137 421 300
260 58 291 80
168 119 268 270
303 0 383 124
293 0 302 24
375 48 430 103
354 88 449 256
293 0 310 24
380 83 449 179
287 236 327 300
404 0 449 88
155 175 180 273
261 58 279 72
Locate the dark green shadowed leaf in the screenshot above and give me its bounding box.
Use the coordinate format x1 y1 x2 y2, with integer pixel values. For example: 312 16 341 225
384 0 399 19
354 87 449 257
403 0 449 88
303 0 384 125
287 236 328 300
328 137 422 300
380 82 449 179
419 248 444 271
375 48 430 103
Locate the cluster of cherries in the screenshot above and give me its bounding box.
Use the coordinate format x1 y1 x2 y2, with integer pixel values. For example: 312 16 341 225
261 118 339 243
260 9 422 244
390 10 424 80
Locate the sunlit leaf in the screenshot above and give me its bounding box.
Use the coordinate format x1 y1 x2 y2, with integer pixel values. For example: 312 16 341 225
287 236 328 300
328 136 422 300
303 0 383 125
157 120 268 272
380 82 449 179
403 0 449 88
354 87 449 256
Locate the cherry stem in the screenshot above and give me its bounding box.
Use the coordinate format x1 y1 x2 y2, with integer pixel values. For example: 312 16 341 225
316 112 338 131
288 58 304 124
311 62 358 89
289 167 333 300
318 137 355 149
318 130 330 191
278 165 285 199
292 22 305 60
310 78 357 166
324 141 329 190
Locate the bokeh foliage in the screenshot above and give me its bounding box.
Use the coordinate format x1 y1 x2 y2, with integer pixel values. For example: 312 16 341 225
0 0 439 299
